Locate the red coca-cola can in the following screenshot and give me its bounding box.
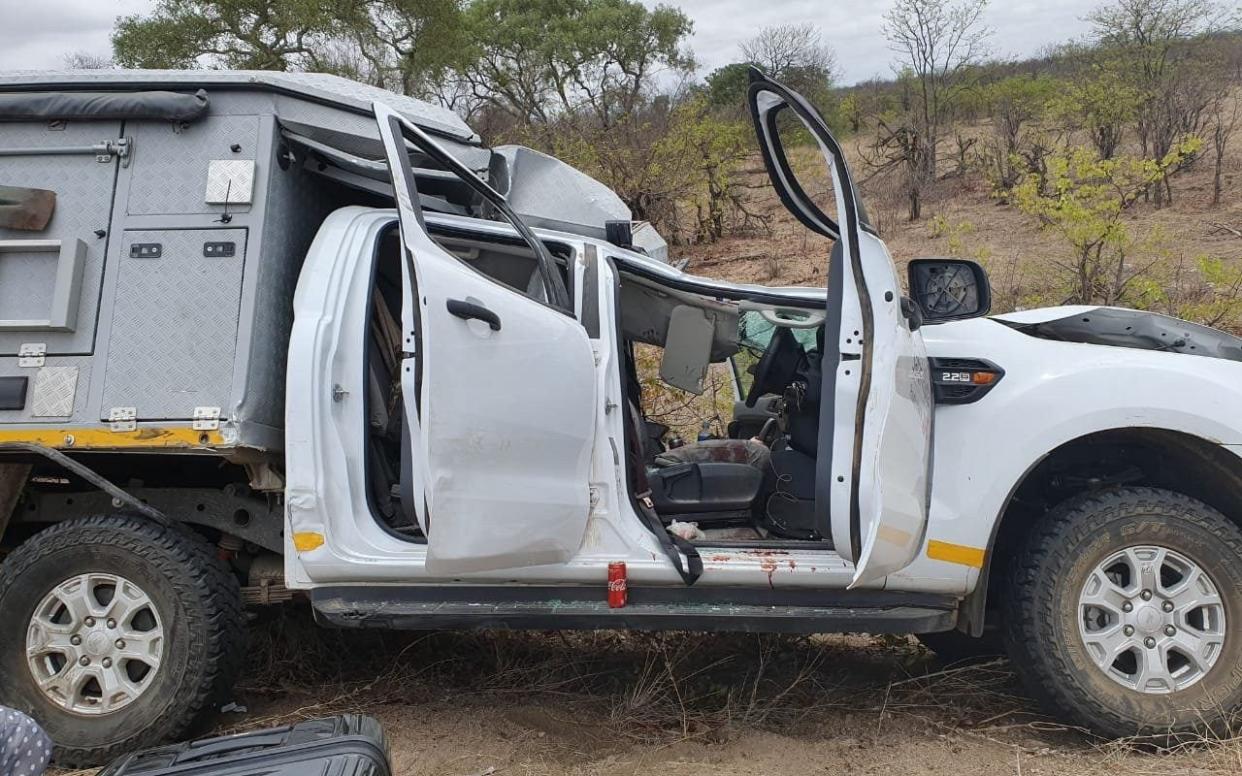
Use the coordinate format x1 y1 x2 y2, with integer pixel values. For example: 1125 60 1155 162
607 561 628 608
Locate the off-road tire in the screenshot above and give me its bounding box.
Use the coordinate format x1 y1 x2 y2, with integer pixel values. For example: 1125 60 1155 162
0 514 246 767
1004 487 1242 739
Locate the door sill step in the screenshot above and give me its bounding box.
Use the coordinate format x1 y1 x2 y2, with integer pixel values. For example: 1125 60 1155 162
311 587 955 635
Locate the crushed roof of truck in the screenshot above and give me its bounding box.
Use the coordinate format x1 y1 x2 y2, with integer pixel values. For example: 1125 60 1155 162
0 69 478 144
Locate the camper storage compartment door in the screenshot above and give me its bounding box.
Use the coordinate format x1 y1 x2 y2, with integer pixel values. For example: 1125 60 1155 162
100 228 248 421
0 120 121 355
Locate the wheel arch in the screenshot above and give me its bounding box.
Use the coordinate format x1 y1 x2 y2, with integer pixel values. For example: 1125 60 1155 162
0 446 282 554
959 426 1242 636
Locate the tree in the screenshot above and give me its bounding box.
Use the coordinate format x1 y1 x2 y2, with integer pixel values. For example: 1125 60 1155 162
741 23 836 84
113 0 472 106
879 0 992 220
113 0 362 70
704 62 753 115
1208 85 1240 205
1011 139 1200 305
63 52 114 70
459 0 692 128
839 92 863 133
981 74 1058 190
741 23 837 124
329 0 472 100
1050 67 1141 160
1088 0 1225 205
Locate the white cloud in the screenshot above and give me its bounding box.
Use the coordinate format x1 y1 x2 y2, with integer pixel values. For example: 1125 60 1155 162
0 0 153 70
652 0 1100 84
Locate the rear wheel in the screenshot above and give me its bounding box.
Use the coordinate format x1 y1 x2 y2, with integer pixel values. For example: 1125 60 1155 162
1005 487 1242 738
0 515 245 767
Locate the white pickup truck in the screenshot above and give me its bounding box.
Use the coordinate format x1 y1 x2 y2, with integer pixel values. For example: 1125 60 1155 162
2 69 1242 765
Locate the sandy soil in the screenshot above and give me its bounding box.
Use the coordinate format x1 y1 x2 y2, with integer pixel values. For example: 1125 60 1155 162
75 609 1225 776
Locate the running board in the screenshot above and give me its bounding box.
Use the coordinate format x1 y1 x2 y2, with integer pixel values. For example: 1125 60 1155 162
311 586 957 635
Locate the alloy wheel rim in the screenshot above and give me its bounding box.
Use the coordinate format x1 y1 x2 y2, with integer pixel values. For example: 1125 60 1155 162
1078 545 1226 694
25 572 165 715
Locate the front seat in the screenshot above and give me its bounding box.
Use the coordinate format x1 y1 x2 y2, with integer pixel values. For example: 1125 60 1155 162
621 344 767 525
652 438 770 469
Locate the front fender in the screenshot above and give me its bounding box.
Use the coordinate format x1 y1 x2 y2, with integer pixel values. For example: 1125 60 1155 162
888 317 1242 598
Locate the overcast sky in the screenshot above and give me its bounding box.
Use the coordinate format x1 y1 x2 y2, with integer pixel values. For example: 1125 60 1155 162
0 0 1099 84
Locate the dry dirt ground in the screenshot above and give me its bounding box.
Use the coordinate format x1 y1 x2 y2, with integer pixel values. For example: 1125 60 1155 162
58 607 1242 776
676 130 1242 313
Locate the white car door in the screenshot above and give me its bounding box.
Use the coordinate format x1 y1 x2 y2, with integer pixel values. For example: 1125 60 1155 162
374 102 598 574
746 70 934 587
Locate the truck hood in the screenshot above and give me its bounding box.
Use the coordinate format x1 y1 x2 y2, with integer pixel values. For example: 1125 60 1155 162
992 306 1242 363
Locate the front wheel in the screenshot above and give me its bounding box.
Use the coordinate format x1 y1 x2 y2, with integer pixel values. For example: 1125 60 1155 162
1005 487 1242 739
0 515 245 767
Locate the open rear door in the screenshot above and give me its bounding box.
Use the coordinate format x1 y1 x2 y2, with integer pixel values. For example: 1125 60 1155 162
747 69 934 587
374 103 597 574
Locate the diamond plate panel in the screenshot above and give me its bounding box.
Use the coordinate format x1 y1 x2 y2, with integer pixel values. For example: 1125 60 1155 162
0 357 90 424
31 366 78 417
101 229 247 419
0 120 119 355
126 115 259 216
205 160 255 204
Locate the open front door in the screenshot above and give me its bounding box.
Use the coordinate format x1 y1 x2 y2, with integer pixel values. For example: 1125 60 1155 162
747 70 934 587
374 103 597 575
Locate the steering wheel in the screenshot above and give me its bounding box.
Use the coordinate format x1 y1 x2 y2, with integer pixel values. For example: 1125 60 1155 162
745 327 804 407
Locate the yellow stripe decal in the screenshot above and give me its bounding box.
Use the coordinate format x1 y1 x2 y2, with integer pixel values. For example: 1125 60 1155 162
927 540 986 569
292 532 325 552
0 426 226 450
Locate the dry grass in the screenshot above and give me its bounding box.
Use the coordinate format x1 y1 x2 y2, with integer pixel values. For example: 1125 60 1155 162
46 607 1240 776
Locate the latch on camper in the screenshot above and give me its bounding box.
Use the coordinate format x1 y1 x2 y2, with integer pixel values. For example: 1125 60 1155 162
93 138 132 166
0 137 131 167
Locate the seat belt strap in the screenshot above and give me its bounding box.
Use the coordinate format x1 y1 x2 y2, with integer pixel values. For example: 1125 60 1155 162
623 392 702 586
635 490 703 586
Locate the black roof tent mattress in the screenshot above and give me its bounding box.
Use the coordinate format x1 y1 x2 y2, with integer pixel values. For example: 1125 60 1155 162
0 69 479 144
0 89 210 122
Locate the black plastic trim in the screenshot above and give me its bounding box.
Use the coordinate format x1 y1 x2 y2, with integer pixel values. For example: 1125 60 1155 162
929 357 1005 405
312 585 958 634
0 376 28 410
1 80 479 146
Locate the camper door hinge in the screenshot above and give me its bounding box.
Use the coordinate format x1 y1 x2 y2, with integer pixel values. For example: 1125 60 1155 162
95 137 132 167
108 407 137 432
192 406 221 431
17 343 45 368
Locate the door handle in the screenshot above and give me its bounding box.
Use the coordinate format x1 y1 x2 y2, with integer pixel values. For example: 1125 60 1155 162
446 298 501 331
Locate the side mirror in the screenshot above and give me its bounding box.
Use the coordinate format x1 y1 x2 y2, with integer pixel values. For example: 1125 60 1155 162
907 258 991 324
